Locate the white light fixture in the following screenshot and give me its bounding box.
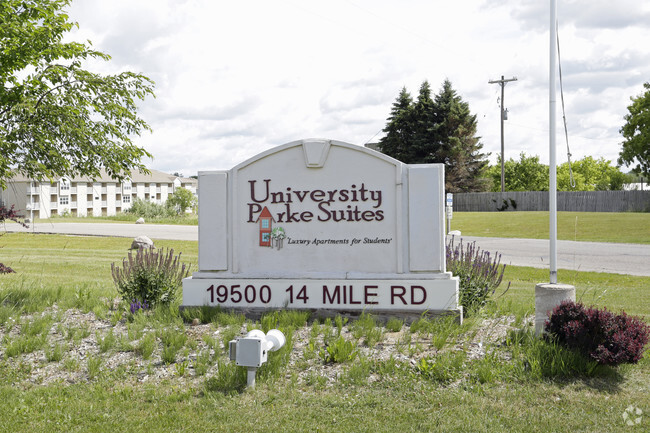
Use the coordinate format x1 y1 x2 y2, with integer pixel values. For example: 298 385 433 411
228 329 286 387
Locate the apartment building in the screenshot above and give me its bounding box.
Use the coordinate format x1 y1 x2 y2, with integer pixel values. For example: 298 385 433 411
1 169 197 220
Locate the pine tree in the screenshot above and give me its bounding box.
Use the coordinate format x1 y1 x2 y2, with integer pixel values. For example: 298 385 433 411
431 80 488 192
378 87 414 162
378 80 489 192
410 80 438 163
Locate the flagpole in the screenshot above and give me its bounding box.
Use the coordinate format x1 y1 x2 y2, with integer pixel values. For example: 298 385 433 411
549 0 558 284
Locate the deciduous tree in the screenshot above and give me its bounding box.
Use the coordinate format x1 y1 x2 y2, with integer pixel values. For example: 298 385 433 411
619 82 650 177
0 0 155 189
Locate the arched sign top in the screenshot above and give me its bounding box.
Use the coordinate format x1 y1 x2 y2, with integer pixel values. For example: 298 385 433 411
233 139 403 171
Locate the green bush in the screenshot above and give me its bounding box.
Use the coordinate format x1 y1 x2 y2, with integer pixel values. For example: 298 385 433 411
126 198 176 219
111 247 190 308
446 237 508 313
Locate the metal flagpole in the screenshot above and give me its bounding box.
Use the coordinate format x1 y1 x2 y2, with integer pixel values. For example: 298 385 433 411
549 0 558 284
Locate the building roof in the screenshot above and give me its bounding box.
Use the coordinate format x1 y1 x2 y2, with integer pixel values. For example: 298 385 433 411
6 168 181 184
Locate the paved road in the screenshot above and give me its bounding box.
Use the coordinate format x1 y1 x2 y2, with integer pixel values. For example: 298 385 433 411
460 236 650 277
3 222 649 276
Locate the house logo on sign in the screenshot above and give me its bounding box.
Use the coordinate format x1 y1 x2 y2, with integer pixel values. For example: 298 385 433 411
255 206 285 249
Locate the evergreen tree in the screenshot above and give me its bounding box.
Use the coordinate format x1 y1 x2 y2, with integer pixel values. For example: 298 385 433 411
410 80 438 163
378 87 414 162
432 80 489 192
379 80 489 192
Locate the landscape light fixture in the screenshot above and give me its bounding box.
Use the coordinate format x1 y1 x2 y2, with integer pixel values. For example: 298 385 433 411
228 329 286 387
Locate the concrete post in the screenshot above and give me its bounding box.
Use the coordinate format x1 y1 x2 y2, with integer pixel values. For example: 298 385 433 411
535 283 575 335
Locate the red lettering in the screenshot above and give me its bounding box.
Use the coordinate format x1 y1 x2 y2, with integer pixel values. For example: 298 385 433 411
323 285 341 304
411 286 426 305
349 285 361 304
364 285 378 304
391 286 407 305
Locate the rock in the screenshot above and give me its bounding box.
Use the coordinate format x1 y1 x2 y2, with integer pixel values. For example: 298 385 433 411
131 235 154 250
135 217 145 224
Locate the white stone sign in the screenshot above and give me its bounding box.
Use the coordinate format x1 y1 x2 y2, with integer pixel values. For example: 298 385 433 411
182 139 460 318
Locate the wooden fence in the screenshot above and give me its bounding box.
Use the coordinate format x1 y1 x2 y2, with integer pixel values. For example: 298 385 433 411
453 191 650 212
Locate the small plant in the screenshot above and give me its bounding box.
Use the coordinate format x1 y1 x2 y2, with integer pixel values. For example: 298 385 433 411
446 237 508 313
111 247 190 308
137 332 156 360
193 350 211 376
416 351 466 383
175 360 189 376
205 359 246 395
87 355 103 379
351 313 383 347
159 328 187 365
341 356 372 385
97 329 117 353
46 342 65 362
319 336 358 363
386 317 403 333
545 300 650 366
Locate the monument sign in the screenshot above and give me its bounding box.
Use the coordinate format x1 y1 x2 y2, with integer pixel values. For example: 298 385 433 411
182 139 460 319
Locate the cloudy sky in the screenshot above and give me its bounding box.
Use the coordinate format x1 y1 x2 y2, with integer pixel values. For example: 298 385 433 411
66 0 650 176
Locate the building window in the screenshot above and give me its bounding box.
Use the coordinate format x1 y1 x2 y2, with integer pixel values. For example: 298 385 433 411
122 181 132 192
60 180 70 191
59 196 69 205
261 219 270 229
123 195 131 204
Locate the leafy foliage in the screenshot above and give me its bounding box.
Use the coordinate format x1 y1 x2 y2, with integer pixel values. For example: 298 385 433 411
0 0 155 188
545 300 650 366
111 247 190 308
446 237 508 313
319 336 358 363
487 153 628 191
619 82 650 177
0 263 16 274
379 80 489 192
166 188 197 214
126 198 176 219
0 204 27 226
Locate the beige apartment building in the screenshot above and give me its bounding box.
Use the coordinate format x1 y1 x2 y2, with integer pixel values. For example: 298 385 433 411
1 169 197 220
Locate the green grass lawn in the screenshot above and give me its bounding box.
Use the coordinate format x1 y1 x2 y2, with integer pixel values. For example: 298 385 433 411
451 211 650 244
0 233 648 432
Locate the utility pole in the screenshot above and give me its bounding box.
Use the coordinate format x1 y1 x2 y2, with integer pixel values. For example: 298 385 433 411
488 75 518 192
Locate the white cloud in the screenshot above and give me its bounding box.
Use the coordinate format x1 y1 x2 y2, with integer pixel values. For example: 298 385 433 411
63 0 650 174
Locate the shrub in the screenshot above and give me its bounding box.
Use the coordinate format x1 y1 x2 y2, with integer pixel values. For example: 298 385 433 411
0 263 15 274
111 247 190 308
166 188 197 214
1 205 27 273
545 300 650 366
126 198 175 219
446 237 508 313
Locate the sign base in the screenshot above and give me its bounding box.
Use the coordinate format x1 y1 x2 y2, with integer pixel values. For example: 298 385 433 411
182 276 461 322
